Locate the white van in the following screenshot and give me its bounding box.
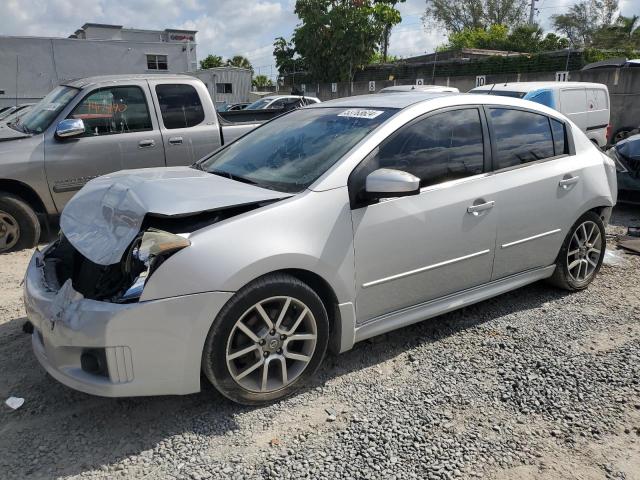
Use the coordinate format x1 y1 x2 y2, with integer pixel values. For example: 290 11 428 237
470 82 610 147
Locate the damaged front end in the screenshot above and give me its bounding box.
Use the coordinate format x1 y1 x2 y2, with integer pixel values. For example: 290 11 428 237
42 229 189 303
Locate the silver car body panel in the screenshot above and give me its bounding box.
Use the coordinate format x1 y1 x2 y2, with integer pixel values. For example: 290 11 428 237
60 166 290 265
24 92 617 396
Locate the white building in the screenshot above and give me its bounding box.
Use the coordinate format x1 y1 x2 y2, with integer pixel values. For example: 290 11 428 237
0 23 198 107
191 67 253 107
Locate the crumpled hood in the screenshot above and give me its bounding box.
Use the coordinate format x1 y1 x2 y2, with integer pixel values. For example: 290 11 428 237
60 166 290 265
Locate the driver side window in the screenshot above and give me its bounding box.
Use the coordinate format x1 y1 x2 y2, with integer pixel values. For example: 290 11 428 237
349 108 486 207
69 86 152 136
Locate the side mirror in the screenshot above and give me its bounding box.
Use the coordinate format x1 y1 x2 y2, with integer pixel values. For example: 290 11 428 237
55 118 85 138
365 168 420 199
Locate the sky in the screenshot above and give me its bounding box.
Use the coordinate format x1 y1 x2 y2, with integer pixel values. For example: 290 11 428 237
2 0 639 80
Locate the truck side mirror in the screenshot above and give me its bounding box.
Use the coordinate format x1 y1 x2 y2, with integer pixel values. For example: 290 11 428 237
55 119 85 139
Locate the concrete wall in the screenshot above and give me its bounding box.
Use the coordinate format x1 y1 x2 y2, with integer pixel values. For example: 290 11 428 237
307 67 640 137
192 67 252 105
0 36 196 107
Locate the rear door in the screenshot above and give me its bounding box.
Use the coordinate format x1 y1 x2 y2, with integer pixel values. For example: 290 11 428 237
148 81 221 166
44 81 165 211
487 106 584 279
586 88 610 145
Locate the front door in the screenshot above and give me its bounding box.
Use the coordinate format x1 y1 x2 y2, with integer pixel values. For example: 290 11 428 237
351 107 498 324
486 107 585 279
44 82 165 211
148 81 221 166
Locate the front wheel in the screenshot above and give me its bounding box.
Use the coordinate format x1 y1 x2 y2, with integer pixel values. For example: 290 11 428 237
0 193 41 254
202 274 329 405
547 211 606 291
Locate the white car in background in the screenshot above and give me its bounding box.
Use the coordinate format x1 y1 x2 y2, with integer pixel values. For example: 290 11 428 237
379 85 459 94
470 82 610 148
245 95 321 110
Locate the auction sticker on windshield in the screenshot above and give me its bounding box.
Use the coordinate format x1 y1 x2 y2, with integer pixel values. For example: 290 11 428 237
337 109 384 119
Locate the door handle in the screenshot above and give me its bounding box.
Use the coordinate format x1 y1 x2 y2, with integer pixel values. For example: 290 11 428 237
168 136 183 145
138 139 155 148
559 176 579 189
467 201 495 215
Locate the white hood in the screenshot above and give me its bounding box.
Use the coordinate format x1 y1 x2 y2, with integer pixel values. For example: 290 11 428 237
60 166 290 265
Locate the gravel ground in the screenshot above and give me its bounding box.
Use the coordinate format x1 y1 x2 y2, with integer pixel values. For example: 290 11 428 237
1 206 639 480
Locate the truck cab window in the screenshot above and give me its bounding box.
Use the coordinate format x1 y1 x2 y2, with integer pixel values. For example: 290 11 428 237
69 86 152 136
155 84 205 129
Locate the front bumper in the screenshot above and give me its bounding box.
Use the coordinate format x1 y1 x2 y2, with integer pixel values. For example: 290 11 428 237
23 250 233 397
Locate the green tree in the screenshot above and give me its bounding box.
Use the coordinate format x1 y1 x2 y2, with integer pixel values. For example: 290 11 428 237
273 36 299 76
552 0 619 46
252 75 273 88
226 55 253 72
593 14 640 49
199 54 224 69
292 0 403 82
423 0 528 34
444 23 569 52
375 0 405 62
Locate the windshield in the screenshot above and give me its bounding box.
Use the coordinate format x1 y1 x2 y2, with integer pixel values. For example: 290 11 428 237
16 86 79 134
245 98 273 110
199 106 396 193
470 89 527 99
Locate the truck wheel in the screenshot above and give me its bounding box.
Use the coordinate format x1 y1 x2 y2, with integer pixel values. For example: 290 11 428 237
0 193 41 253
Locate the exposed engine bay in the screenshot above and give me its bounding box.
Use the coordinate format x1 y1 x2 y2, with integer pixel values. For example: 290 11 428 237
44 203 266 303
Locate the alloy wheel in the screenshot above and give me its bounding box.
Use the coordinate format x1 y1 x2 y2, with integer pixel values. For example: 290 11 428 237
0 210 20 252
225 296 318 393
566 220 602 283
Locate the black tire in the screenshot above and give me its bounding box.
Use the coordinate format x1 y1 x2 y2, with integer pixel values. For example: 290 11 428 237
612 128 631 145
202 273 329 405
0 192 40 254
547 211 606 291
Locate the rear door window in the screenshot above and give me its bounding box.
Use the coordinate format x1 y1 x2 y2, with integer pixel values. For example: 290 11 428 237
155 84 205 129
489 108 556 169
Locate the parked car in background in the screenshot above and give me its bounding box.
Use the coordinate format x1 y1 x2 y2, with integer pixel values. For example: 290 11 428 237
581 57 640 71
0 104 34 126
245 95 321 110
379 85 459 93
0 104 33 122
470 82 610 148
217 102 250 112
23 92 616 404
607 133 640 204
0 74 269 253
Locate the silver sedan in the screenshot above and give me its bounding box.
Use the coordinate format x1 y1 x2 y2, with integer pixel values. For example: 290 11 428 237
23 92 617 404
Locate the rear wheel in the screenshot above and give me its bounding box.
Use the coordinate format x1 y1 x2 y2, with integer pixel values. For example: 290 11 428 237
548 211 605 291
202 274 329 405
0 193 40 253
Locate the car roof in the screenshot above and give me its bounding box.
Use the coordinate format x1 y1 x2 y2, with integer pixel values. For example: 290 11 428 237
62 74 195 89
309 92 456 109
380 85 458 93
471 81 608 92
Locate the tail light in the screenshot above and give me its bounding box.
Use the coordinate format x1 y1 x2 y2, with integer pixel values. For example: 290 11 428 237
606 124 612 142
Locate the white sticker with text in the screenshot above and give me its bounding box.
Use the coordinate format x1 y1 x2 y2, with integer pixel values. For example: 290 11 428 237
337 109 384 119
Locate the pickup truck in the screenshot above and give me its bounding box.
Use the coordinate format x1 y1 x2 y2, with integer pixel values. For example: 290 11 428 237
0 74 267 253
